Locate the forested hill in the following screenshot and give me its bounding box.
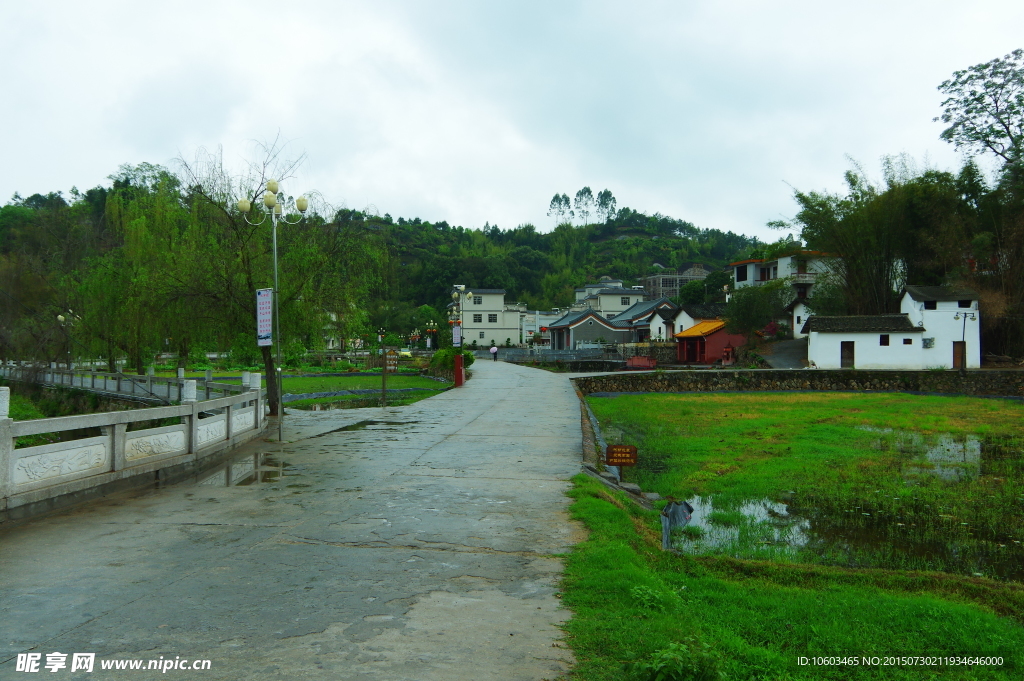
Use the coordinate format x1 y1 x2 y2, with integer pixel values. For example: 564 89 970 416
0 172 760 364
364 207 760 318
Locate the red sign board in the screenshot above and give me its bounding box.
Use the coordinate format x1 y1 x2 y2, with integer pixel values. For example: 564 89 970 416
605 444 638 466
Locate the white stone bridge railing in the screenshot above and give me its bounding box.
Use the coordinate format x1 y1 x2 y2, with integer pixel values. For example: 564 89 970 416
0 377 266 521
0 364 252 404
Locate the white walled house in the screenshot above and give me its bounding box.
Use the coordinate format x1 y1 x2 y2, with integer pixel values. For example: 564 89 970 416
520 309 564 346
731 250 829 333
457 288 522 346
671 303 727 335
571 278 644 317
803 315 926 369
788 300 812 340
900 286 980 369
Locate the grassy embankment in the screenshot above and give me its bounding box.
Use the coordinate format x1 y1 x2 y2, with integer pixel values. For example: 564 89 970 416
7 392 59 447
272 374 451 409
563 392 1024 680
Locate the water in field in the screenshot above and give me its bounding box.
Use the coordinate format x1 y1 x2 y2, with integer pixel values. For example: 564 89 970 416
673 431 1024 581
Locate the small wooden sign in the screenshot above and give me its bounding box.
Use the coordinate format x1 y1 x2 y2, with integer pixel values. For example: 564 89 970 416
605 444 638 466
385 349 399 372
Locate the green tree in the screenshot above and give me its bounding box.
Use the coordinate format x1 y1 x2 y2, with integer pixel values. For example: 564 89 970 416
937 49 1024 168
573 186 595 225
675 280 706 305
596 189 617 222
163 144 386 414
724 279 793 339
546 194 572 225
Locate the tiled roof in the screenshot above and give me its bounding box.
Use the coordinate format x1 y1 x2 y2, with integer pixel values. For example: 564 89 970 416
547 309 592 328
464 288 506 294
801 314 924 334
612 298 673 322
903 285 978 302
679 303 726 320
675 320 726 337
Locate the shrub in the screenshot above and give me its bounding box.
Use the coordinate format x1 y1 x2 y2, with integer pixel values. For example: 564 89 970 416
429 348 475 370
626 640 724 681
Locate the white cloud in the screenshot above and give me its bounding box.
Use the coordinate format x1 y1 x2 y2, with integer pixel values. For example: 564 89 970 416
3 0 1022 241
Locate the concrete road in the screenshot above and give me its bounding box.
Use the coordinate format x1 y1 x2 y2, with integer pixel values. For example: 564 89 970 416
0 361 583 680
762 339 808 369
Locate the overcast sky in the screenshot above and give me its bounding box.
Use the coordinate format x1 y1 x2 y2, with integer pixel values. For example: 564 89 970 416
3 1 1022 241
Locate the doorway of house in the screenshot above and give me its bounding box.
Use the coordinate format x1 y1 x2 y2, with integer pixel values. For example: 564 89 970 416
953 341 966 369
840 341 855 368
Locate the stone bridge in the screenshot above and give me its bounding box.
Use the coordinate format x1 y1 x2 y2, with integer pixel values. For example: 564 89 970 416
0 367 267 522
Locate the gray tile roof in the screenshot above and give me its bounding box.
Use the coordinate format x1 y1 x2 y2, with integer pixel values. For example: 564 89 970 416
679 303 726 319
801 314 924 334
903 285 978 302
596 288 642 295
464 288 507 294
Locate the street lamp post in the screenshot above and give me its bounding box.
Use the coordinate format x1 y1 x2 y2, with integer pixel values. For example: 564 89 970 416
450 287 472 387
953 311 977 371
425 321 437 349
238 180 308 439
56 310 75 370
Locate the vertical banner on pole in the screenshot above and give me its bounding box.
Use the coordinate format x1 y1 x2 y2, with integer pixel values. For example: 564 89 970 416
452 324 462 348
256 288 273 346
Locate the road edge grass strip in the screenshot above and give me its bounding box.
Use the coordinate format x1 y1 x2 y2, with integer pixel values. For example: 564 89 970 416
560 474 1024 681
692 555 1024 624
286 394 432 410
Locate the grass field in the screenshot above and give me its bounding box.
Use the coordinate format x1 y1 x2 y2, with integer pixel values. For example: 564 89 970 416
276 374 450 394
565 392 1024 680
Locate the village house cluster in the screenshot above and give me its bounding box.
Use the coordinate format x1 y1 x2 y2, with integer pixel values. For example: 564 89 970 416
449 247 983 371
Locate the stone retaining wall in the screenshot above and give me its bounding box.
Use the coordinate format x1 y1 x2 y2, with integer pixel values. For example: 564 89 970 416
573 369 1024 397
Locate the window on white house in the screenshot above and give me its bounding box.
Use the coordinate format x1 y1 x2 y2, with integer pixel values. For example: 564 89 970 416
923 338 935 348
735 266 747 282
479 332 485 338
924 301 937 310
880 335 890 346
796 316 802 324
488 314 497 323
473 296 482 305
473 314 482 323
958 300 972 308
620 297 629 305
903 338 912 345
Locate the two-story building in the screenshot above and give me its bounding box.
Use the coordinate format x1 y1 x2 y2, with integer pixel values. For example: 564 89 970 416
901 285 981 369
640 264 711 300
454 287 522 346
520 309 565 346
571 278 645 317
730 250 829 336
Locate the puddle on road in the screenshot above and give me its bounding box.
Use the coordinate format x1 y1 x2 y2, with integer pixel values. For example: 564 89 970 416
672 430 1024 581
194 453 292 487
312 420 415 437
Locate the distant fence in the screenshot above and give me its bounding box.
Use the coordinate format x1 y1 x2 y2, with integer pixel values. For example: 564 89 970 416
0 374 267 521
498 348 608 362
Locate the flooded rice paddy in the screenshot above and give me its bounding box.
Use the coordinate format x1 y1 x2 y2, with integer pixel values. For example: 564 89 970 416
673 430 1024 581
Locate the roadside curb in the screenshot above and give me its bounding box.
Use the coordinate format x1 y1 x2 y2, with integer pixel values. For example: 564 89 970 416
571 379 658 511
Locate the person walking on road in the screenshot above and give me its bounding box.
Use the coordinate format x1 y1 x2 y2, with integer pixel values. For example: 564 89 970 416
490 344 498 361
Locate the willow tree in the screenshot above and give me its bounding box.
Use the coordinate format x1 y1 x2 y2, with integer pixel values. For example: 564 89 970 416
172 144 386 415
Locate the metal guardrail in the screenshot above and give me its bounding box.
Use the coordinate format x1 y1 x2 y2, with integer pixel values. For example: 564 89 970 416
499 349 609 362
